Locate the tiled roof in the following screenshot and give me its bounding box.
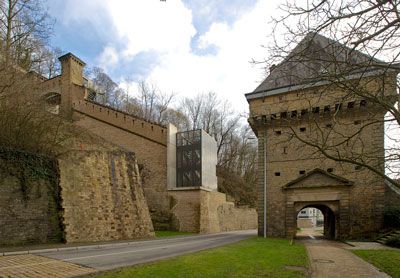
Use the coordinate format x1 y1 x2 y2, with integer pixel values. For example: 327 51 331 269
250 32 391 96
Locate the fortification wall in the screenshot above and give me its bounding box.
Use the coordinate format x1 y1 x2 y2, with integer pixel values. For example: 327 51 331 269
70 104 170 230
0 150 63 246
73 100 167 145
58 150 154 243
199 191 257 233
169 189 257 233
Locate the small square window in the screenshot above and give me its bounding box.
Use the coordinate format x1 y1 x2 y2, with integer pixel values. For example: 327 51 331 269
355 165 362 170
312 107 320 114
354 120 361 125
301 109 308 116
280 112 287 119
324 105 330 113
348 101 355 109
274 172 281 176
360 100 367 107
327 168 333 173
270 114 276 120
291 110 298 118
299 170 306 175
300 127 306 132
335 103 342 111
275 130 282 135
326 123 332 128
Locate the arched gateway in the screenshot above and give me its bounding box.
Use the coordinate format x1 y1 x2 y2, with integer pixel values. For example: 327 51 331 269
283 168 352 239
245 33 398 239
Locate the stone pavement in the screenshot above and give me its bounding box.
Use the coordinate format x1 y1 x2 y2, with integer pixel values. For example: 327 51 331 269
0 254 95 278
297 228 390 278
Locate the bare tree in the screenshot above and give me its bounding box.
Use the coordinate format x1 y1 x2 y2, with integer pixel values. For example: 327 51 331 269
0 0 54 68
262 0 400 187
180 92 241 161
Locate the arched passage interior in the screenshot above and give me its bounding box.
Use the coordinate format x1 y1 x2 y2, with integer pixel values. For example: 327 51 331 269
296 204 336 239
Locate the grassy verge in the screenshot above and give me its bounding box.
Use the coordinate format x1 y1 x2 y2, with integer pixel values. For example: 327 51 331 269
96 237 308 278
352 249 400 278
154 231 195 237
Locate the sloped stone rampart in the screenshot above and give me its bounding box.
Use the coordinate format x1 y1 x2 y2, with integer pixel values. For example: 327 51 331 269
58 150 155 243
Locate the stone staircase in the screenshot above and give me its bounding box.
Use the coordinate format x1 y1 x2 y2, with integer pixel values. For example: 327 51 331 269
376 230 400 244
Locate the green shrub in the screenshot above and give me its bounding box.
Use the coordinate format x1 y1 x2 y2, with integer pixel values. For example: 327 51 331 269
384 207 400 228
385 234 400 248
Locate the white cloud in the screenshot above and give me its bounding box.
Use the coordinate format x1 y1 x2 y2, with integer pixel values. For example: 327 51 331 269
104 0 196 57
145 0 282 112
98 46 120 69
63 0 284 112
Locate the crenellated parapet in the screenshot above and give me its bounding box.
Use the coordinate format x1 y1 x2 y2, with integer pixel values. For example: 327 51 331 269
73 99 167 146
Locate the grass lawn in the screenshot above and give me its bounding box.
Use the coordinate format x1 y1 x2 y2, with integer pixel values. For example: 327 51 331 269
154 231 195 237
96 237 308 278
352 249 400 278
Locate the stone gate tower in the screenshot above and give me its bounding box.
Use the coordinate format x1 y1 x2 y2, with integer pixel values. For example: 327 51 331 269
246 33 398 239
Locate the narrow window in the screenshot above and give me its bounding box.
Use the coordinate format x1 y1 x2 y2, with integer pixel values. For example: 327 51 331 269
312 107 320 114
270 114 276 120
291 110 298 118
280 112 287 119
324 105 330 113
327 168 333 173
283 147 287 154
348 101 355 109
360 99 367 107
299 170 306 175
300 127 306 132
301 109 308 117
335 103 342 111
274 172 281 176
262 115 267 123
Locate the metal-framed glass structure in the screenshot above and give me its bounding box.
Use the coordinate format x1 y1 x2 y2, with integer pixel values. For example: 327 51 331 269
176 130 202 187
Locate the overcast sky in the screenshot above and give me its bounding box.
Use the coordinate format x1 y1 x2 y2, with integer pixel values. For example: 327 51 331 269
47 0 285 113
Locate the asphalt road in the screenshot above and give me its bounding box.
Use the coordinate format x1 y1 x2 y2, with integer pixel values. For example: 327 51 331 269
39 230 257 271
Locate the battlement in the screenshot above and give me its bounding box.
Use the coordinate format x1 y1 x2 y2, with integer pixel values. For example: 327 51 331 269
73 100 167 146
250 98 377 127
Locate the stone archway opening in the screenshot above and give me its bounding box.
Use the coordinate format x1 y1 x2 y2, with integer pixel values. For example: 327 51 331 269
295 204 336 240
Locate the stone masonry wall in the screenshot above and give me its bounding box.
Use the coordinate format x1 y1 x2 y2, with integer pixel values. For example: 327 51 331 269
199 191 257 233
169 189 257 233
250 78 389 239
0 150 63 246
71 107 170 230
58 150 154 243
